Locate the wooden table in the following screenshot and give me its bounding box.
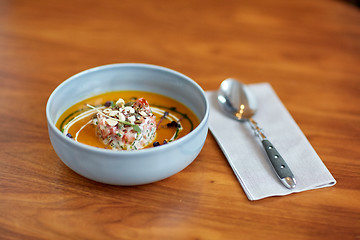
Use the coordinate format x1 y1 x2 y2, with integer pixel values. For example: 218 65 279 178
1 0 359 239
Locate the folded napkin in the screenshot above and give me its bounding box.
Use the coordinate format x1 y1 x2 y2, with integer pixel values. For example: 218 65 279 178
206 83 336 201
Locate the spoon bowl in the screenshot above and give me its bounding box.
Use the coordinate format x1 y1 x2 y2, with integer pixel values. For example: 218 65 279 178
217 78 257 121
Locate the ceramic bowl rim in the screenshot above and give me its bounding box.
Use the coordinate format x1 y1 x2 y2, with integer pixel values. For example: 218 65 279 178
46 63 209 156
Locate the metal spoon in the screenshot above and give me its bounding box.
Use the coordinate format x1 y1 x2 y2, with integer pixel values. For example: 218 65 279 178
217 78 296 189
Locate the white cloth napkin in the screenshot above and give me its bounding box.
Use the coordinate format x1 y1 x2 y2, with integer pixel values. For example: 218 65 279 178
206 83 336 200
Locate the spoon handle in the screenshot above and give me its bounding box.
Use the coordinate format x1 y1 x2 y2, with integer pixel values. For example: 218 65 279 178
261 139 296 189
249 118 296 189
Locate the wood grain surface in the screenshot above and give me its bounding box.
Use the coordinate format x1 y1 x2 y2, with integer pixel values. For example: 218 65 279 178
0 0 359 239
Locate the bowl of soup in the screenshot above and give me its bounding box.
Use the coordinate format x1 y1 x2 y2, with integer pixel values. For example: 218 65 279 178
46 63 209 185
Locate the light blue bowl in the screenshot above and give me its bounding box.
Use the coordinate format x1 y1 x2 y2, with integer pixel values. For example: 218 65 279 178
46 63 209 185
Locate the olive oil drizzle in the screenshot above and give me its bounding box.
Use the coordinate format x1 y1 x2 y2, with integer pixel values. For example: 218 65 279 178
59 108 84 132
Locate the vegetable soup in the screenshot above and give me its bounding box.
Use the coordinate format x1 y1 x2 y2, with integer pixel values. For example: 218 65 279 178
56 91 199 150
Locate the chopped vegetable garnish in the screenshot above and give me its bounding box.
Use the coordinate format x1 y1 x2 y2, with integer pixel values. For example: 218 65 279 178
91 98 157 150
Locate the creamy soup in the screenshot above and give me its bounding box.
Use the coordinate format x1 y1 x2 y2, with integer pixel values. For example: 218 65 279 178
56 91 199 150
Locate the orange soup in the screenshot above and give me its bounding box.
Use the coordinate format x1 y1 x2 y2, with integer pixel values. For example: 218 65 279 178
56 91 199 150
